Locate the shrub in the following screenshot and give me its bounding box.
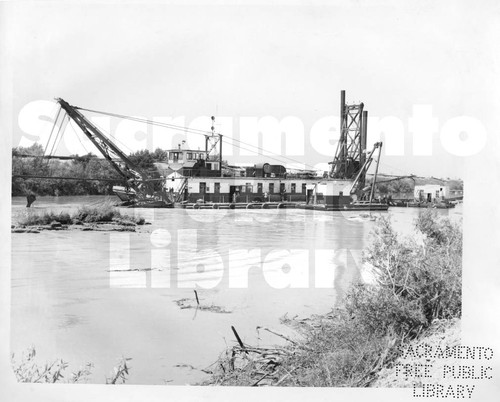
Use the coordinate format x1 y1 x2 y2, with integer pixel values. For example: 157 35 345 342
362 210 462 331
18 211 72 226
208 209 462 387
73 204 120 223
11 347 91 383
11 346 130 384
134 216 145 225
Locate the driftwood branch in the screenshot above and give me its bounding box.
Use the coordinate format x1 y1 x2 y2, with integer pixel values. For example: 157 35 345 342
231 326 246 350
256 326 312 351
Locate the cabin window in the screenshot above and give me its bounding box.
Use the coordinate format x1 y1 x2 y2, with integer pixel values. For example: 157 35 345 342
269 183 274 194
280 183 286 193
200 182 206 194
214 183 220 193
302 183 306 194
246 183 253 193
257 183 263 193
291 183 296 194
187 152 193 160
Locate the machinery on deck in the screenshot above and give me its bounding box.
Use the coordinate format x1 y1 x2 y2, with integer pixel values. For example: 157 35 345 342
329 90 383 204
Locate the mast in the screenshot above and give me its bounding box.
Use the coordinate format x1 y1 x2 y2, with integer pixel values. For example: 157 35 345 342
205 115 223 176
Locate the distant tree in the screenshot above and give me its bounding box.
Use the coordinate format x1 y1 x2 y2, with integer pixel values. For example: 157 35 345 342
392 179 413 194
151 148 169 161
377 183 389 194
11 143 123 196
448 181 463 191
71 152 97 166
12 143 44 157
128 150 156 171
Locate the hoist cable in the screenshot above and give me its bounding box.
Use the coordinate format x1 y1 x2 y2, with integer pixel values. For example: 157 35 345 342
77 107 322 170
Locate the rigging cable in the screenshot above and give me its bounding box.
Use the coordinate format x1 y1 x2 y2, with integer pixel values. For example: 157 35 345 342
218 136 318 171
43 106 62 158
221 136 320 171
76 107 322 171
45 110 69 172
82 117 172 176
91 123 162 172
90 117 135 155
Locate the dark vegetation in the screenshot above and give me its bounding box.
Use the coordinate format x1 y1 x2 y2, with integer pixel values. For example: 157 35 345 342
11 143 168 197
206 210 462 386
367 176 463 199
14 204 145 227
12 144 121 196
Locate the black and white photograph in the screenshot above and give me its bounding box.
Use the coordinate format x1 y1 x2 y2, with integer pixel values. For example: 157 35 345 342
1 0 499 401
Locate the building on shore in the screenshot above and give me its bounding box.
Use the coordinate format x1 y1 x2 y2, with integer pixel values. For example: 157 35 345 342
414 184 451 203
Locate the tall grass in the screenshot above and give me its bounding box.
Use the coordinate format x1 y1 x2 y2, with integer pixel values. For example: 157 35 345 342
11 346 130 384
15 203 145 226
209 209 462 386
18 211 73 226
73 204 121 223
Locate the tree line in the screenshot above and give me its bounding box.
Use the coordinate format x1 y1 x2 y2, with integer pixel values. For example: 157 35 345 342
366 177 463 198
12 143 463 198
11 144 167 197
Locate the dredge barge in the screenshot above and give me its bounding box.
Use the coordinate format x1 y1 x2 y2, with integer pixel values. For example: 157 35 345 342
56 91 389 212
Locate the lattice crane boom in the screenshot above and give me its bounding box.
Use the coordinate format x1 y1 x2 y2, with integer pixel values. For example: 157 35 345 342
56 98 153 196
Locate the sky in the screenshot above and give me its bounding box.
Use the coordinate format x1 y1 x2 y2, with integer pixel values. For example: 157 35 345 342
3 0 499 179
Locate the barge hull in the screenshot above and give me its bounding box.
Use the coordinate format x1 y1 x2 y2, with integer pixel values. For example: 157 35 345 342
179 202 388 211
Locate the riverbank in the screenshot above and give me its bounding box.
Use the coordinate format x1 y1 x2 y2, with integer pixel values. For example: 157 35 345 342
373 317 461 387
205 209 462 387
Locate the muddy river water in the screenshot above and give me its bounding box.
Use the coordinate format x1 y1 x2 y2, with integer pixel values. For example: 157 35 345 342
10 196 462 384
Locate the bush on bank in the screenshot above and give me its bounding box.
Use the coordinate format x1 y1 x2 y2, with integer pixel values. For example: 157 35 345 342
208 209 462 386
349 209 462 336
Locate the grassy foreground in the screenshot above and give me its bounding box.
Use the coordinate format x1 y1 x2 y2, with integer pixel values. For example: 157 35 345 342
206 209 462 386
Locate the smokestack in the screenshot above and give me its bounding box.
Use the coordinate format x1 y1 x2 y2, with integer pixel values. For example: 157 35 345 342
340 90 345 130
361 110 368 165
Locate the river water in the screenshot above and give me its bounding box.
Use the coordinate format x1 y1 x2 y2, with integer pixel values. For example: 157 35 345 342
10 196 462 385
